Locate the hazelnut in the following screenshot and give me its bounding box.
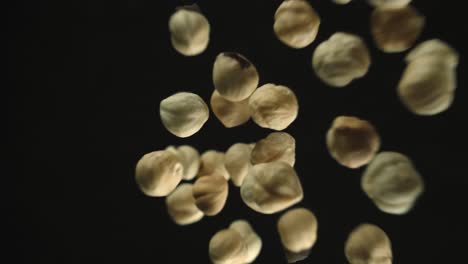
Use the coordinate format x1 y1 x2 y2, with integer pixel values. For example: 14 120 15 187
199 150 230 180
209 229 247 264
210 90 251 128
345 223 392 264
192 173 228 216
166 145 200 181
367 0 411 9
251 132 296 166
225 143 254 187
229 220 262 263
165 183 203 225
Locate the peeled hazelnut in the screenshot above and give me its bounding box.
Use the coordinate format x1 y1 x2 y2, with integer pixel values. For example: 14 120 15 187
225 143 254 187
192 173 228 216
332 0 352 4
273 0 321 49
229 220 262 263
345 223 392 264
361 152 424 215
312 32 371 87
210 90 251 128
135 150 183 197
371 6 425 53
213 52 259 102
160 92 209 138
277 208 318 263
241 161 303 214
165 183 203 225
166 145 200 181
199 150 230 180
326 116 380 169
249 84 298 130
168 5 210 56
209 229 247 264
251 132 295 166
398 39 459 115
367 0 411 9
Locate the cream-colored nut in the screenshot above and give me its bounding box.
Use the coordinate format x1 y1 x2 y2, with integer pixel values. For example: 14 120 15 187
326 116 380 169
241 162 303 214
277 208 318 263
332 0 352 4
229 220 262 263
165 183 203 225
210 90 251 128
367 0 411 8
361 152 424 214
160 92 209 137
225 143 254 187
213 52 259 102
249 84 298 130
312 32 371 87
135 150 183 197
209 229 248 264
251 132 295 166
273 0 321 49
405 39 459 66
371 6 425 53
166 145 200 180
192 173 228 216
199 150 230 180
168 5 210 56
345 223 392 264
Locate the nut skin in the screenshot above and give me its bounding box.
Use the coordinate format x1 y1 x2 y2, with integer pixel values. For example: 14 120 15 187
367 0 411 9
277 208 318 257
209 229 248 264
398 39 459 116
251 132 296 166
274 0 321 49
345 223 393 264
165 183 203 225
213 52 259 102
225 143 254 187
249 84 299 131
312 32 371 87
199 150 230 180
371 6 425 53
160 92 209 138
241 161 303 214
135 150 183 197
192 173 228 216
169 6 210 56
229 220 262 263
210 90 251 128
165 145 200 181
361 152 424 215
326 116 380 169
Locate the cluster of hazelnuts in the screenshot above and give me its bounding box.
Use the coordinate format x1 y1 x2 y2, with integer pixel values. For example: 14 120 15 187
135 0 458 263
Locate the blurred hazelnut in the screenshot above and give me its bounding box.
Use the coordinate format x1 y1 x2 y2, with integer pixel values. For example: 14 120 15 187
168 5 210 56
326 116 380 169
249 83 299 130
241 162 303 214
209 229 248 264
332 0 352 4
213 52 259 102
135 150 183 197
225 143 254 187
367 0 411 9
251 132 296 166
160 92 209 138
345 223 392 264
166 145 200 181
274 0 321 48
361 152 424 215
193 173 228 216
312 32 371 87
199 150 230 180
229 220 262 263
371 6 425 53
165 183 203 225
210 90 251 128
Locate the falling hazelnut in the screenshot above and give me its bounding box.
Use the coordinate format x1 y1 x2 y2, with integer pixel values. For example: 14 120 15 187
199 150 230 180
210 90 251 128
165 183 203 225
166 145 200 181
225 143 254 187
251 132 296 166
345 223 393 264
192 173 228 216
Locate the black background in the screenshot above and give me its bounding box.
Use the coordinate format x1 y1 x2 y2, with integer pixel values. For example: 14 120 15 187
7 0 468 263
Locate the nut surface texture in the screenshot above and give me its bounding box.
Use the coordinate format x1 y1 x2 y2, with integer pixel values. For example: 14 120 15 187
210 90 251 128
166 145 200 180
193 173 228 216
229 220 262 263
251 132 296 166
209 229 247 264
277 208 318 257
165 183 203 225
225 143 254 187
345 223 393 264
199 150 230 180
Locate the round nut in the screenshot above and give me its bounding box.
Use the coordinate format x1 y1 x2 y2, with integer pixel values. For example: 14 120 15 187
213 52 259 102
229 220 262 263
160 92 209 138
326 116 380 169
209 229 248 264
168 6 210 56
371 6 425 53
367 0 411 8
361 152 425 214
192 173 228 216
199 150 230 180
405 39 459 66
241 162 303 214
210 90 251 128
165 183 203 225
332 0 352 4
249 84 298 131
251 132 296 166
135 150 183 197
273 0 321 48
312 32 371 87
166 145 200 181
345 223 392 264
225 143 254 187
